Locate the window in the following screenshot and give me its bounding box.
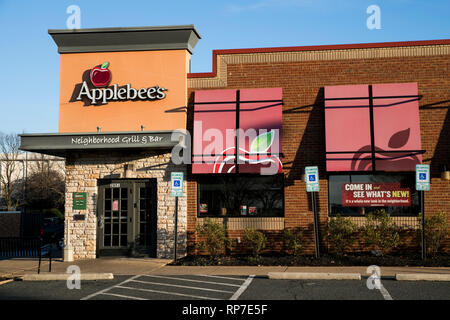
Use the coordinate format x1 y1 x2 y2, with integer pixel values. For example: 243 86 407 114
328 174 420 217
197 175 284 217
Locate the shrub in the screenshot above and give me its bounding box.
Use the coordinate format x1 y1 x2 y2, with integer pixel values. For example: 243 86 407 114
326 215 358 255
362 209 400 256
283 229 303 256
243 228 267 257
418 212 448 256
195 218 231 259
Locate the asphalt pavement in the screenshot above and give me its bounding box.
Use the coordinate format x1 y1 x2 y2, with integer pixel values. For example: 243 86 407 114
0 274 449 300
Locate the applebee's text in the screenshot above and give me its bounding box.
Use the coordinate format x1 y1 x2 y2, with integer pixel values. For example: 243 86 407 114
77 82 167 105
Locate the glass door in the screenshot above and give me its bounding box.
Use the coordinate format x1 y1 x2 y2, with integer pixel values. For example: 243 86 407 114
97 179 156 257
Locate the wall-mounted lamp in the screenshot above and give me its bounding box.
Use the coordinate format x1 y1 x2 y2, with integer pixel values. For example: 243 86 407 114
301 168 306 182
124 163 135 178
97 126 101 133
141 125 145 131
441 164 450 181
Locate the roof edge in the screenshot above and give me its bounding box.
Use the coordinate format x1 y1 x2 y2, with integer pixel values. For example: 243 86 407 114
187 39 450 79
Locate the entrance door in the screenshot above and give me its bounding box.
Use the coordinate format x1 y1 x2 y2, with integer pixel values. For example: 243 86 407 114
97 179 157 257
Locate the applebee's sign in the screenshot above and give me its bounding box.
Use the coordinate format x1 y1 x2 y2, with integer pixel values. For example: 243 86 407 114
76 62 168 105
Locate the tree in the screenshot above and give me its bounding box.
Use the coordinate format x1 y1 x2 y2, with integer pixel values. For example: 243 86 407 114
0 133 22 210
24 154 65 214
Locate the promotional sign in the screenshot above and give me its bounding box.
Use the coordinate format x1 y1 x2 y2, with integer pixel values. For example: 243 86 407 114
342 183 411 207
170 172 184 197
416 164 430 191
73 192 87 210
112 200 119 211
305 166 320 192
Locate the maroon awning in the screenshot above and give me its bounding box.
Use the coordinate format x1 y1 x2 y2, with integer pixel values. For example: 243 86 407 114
192 88 282 174
325 82 423 172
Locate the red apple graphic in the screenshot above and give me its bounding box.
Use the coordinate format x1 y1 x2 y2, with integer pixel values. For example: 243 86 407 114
212 131 283 174
90 62 111 87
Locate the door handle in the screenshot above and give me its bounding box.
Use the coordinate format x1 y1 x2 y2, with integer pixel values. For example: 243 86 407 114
98 216 104 229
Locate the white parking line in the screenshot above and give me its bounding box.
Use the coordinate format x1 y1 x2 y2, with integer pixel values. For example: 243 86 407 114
230 275 255 300
80 274 141 300
99 292 148 300
116 285 220 300
130 279 235 293
196 274 247 282
141 274 242 287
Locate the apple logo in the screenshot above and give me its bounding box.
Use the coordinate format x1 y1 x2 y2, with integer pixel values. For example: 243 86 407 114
350 128 420 171
90 62 111 87
212 130 283 174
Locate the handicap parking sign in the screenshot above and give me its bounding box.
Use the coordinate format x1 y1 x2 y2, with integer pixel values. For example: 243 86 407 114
416 164 430 191
170 172 183 197
305 166 319 192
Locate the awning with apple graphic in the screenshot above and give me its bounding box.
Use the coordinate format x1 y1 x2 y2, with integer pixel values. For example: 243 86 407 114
325 82 423 172
192 88 283 174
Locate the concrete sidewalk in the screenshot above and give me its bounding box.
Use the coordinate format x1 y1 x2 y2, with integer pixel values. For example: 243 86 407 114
1 257 450 279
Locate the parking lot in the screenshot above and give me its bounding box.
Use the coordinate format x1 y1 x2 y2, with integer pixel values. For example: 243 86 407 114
0 273 449 300
82 274 252 300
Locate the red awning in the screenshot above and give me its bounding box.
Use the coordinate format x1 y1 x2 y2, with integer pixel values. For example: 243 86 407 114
325 82 423 172
192 88 282 174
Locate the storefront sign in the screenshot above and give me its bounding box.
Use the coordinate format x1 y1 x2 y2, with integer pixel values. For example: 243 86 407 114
342 183 411 207
416 164 430 191
73 192 87 210
305 166 320 192
170 172 183 197
20 131 177 154
76 62 168 105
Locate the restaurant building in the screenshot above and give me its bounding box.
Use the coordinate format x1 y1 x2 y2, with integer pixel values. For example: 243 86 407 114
20 25 449 260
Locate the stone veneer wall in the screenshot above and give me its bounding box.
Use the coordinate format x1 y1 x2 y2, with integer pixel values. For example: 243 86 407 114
64 149 187 260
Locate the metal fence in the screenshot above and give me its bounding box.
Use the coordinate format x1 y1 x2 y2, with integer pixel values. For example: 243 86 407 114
0 237 41 257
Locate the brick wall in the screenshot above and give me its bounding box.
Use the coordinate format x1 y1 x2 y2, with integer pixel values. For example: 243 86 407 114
187 43 450 255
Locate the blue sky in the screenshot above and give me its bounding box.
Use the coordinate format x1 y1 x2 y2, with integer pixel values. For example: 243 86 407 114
0 0 449 135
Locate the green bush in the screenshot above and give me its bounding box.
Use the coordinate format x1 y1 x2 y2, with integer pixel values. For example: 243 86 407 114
418 212 448 256
195 218 231 259
362 209 400 256
326 215 358 255
243 228 267 257
283 229 303 256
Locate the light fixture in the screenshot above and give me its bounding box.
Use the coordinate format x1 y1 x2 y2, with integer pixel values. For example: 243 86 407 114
441 164 450 181
97 126 101 133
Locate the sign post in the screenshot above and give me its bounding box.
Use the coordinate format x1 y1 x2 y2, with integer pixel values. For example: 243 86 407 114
416 164 430 261
171 172 184 262
305 166 320 258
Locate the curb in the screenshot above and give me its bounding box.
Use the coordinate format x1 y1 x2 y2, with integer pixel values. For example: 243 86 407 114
395 273 450 281
268 272 361 280
0 279 14 286
22 273 114 281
